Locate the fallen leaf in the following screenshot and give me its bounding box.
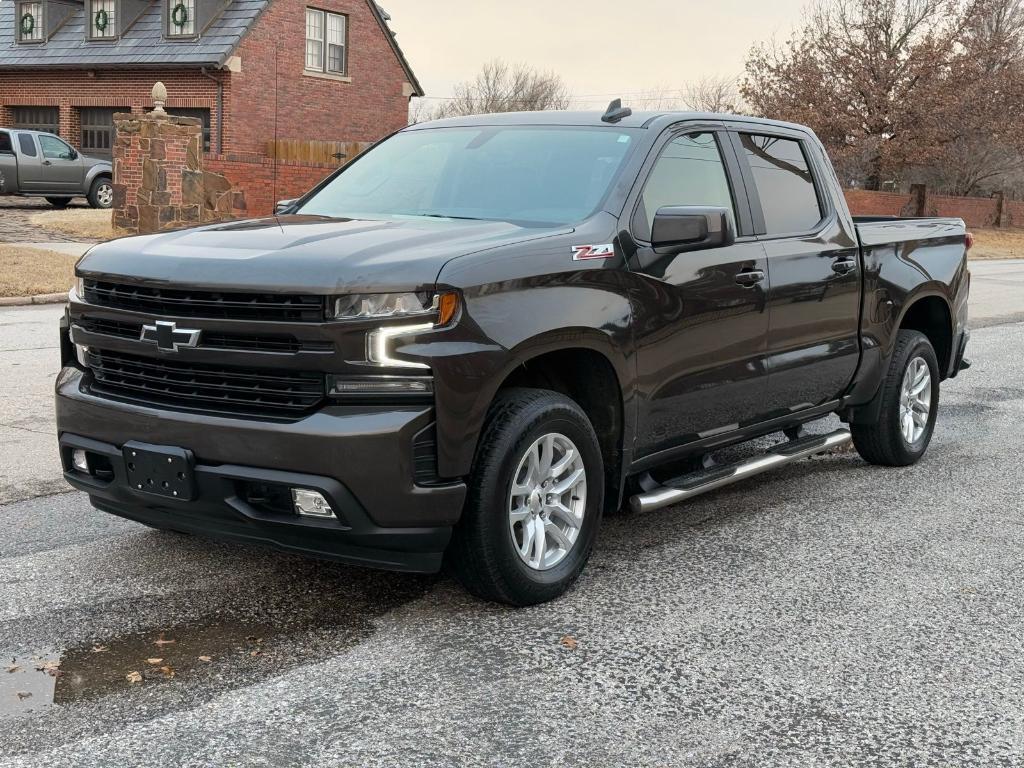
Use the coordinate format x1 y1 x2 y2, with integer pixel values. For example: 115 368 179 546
559 635 579 651
91 645 109 653
35 660 61 676
158 666 175 679
16 692 32 701
198 656 212 663
249 650 262 657
125 671 143 684
146 658 164 665
153 637 176 647
5 665 19 674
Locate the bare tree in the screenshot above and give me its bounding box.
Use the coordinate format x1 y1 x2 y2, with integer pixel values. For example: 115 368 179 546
742 0 1024 191
425 60 572 120
682 75 743 113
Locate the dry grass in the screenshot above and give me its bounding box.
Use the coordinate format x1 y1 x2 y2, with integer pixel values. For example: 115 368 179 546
30 209 114 241
0 245 77 297
970 228 1024 260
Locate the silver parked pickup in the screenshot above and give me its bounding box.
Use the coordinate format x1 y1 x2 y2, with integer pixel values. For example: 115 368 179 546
0 128 113 209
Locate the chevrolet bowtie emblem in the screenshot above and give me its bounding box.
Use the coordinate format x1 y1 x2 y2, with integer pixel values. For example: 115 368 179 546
140 320 202 352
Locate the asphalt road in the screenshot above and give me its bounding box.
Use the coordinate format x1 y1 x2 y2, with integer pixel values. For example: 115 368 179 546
1 300 1023 765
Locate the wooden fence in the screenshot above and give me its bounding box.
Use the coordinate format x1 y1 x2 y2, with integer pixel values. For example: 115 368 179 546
264 139 372 166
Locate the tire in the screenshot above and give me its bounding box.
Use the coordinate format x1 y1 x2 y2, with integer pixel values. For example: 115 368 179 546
87 177 114 209
448 388 604 606
852 329 940 466
45 197 71 209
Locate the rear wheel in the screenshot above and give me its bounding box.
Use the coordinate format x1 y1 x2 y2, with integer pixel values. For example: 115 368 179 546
448 388 604 606
852 330 940 466
87 178 114 209
45 197 71 209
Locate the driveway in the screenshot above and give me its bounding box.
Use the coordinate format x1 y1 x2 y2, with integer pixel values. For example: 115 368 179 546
1 302 1023 764
0 197 91 243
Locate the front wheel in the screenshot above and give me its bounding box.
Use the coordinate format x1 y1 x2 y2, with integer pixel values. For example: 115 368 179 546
448 388 604 606
87 178 114 209
852 329 940 466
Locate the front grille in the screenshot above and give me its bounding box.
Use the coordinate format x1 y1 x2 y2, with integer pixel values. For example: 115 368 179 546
76 317 330 354
86 349 326 416
83 280 326 322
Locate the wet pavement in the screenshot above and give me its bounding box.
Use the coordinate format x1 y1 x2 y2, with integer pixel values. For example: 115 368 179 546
0 321 1021 765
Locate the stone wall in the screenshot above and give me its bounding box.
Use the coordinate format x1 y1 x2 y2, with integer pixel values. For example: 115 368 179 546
112 111 245 235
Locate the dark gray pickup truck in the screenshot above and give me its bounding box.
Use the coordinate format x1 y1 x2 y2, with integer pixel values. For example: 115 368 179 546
0 128 113 208
56 104 971 605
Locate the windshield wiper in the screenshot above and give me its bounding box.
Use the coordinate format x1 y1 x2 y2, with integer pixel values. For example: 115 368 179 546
398 212 485 221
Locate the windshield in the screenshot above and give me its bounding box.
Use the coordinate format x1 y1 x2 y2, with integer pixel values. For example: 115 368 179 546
296 125 641 227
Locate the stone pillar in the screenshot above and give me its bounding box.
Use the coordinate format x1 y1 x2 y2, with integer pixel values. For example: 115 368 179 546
112 82 245 235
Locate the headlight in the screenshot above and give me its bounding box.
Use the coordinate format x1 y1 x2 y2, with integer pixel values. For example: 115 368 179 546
72 275 85 299
348 291 460 369
331 292 436 320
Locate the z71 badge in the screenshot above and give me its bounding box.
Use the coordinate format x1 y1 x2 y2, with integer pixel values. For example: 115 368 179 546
571 243 615 261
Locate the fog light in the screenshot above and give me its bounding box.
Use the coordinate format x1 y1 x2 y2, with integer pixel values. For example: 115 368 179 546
71 449 89 473
292 488 335 519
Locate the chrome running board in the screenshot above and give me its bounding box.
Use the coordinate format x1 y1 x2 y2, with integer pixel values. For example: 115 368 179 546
629 428 852 514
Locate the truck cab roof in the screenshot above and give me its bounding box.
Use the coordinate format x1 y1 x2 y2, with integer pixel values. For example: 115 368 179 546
406 109 815 137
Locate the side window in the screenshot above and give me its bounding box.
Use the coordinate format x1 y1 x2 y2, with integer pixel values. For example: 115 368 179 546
39 134 73 160
0 132 12 154
18 134 37 157
634 132 735 241
740 134 822 234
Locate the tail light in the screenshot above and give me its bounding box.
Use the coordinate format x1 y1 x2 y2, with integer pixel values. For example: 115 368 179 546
965 232 975 251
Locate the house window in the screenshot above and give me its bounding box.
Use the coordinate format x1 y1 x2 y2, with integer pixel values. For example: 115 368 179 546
168 0 196 36
17 1 44 42
89 0 117 39
166 108 212 153
305 8 347 75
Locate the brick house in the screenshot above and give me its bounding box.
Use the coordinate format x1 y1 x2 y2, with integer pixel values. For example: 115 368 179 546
0 0 422 212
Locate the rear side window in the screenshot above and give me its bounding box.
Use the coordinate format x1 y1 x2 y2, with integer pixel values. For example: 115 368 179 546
0 132 12 154
18 134 37 157
634 132 735 242
740 134 822 234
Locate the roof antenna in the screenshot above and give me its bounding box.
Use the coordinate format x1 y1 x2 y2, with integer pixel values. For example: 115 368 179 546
601 98 632 124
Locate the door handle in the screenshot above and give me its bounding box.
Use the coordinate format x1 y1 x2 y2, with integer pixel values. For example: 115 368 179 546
42 160 52 166
735 269 765 287
832 258 858 275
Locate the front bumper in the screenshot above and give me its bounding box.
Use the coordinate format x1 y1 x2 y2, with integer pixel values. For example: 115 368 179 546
56 367 466 573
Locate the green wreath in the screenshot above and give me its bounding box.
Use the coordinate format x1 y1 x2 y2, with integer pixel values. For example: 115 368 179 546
94 8 108 32
19 11 34 37
171 2 189 29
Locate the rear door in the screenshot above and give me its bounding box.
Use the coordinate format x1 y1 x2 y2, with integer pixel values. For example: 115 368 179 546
726 125 861 416
625 124 772 460
14 132 47 192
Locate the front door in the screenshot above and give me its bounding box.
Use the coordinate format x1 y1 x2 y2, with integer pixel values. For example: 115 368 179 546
627 129 771 460
36 134 85 193
729 130 862 416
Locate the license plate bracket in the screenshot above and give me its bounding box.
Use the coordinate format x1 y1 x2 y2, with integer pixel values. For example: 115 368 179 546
123 442 196 501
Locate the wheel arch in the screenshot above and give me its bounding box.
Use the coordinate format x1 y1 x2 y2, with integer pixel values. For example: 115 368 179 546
895 291 954 378
447 333 633 512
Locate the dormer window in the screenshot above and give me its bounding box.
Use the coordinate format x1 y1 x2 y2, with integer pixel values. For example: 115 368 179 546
17 1 44 42
167 0 196 37
89 0 117 39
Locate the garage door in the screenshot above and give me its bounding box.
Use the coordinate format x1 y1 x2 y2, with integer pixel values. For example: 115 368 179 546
80 107 123 157
10 106 59 134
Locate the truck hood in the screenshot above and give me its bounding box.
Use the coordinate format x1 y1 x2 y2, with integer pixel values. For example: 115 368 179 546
78 215 570 294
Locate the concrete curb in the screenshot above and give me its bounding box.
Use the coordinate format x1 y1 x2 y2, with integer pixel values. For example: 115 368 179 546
0 293 68 307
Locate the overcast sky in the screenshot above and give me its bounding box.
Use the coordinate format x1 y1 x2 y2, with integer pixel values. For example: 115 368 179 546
383 0 809 108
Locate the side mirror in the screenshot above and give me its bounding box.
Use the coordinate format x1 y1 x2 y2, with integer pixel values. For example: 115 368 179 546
274 199 297 214
69 149 78 160
651 206 736 255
